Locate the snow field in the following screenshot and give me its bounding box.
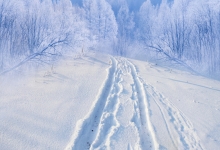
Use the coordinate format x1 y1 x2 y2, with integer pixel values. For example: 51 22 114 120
0 52 110 150
1 52 220 150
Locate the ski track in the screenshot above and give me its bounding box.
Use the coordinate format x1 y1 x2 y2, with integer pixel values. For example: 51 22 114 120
135 65 204 150
66 57 204 150
90 58 123 150
128 60 159 150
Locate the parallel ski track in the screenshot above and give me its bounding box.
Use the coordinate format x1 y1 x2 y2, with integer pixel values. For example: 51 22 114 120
129 60 204 150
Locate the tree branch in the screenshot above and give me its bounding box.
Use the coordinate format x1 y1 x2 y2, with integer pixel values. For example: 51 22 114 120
0 36 68 75
145 45 198 74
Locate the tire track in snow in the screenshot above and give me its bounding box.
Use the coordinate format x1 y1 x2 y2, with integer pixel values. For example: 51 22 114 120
140 76 204 149
128 60 159 150
65 57 117 150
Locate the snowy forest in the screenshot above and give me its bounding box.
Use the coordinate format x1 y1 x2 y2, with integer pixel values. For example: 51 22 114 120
0 0 220 77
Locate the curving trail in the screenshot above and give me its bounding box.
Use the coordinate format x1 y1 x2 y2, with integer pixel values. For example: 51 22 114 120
66 57 204 150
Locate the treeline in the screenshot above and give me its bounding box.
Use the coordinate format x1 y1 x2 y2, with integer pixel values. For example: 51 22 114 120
0 0 220 76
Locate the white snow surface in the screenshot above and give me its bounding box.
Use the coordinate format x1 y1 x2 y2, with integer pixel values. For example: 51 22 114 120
1 52 220 150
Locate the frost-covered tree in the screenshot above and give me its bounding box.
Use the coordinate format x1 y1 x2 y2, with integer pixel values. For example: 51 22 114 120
116 0 134 56
83 0 117 51
137 0 220 75
0 0 87 74
138 1 155 45
189 1 220 73
0 0 18 70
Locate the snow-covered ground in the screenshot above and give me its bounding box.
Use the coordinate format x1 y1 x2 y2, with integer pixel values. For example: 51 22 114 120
0 52 220 150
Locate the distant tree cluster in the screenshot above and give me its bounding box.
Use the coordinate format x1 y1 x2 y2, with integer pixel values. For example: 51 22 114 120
138 0 220 75
0 0 87 73
82 0 118 53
